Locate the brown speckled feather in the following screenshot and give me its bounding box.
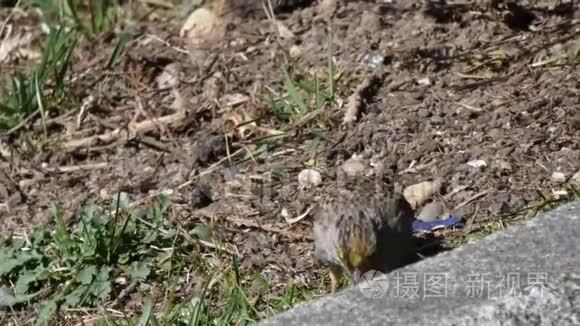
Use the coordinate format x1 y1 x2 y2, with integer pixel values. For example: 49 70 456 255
313 175 416 283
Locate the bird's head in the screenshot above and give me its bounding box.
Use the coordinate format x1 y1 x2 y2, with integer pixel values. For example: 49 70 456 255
336 220 375 283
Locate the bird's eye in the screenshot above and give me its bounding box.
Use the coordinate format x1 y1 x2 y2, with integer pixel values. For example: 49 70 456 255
337 248 345 260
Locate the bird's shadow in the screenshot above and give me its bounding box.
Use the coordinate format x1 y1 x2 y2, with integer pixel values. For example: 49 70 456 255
414 234 454 260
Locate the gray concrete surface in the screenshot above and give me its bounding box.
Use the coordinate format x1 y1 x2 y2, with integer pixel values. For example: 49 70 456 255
258 201 580 325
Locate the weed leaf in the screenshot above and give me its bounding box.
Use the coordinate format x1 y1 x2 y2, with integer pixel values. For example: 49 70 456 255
129 261 151 282
77 265 97 285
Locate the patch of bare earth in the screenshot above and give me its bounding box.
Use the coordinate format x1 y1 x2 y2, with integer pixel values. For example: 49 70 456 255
1 0 580 321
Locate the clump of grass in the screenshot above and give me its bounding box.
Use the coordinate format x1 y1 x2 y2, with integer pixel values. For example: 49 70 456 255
528 39 580 68
573 40 580 58
0 26 77 131
264 34 337 129
1 0 136 133
243 34 339 165
0 193 318 325
0 193 182 323
23 0 122 39
125 271 315 326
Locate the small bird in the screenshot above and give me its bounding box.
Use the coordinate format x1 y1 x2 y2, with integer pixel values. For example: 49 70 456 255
313 175 416 294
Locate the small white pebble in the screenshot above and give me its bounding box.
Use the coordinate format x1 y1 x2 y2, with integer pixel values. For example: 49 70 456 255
281 208 290 219
289 45 303 58
552 190 568 199
496 159 512 171
467 160 487 168
114 277 128 285
298 169 322 188
417 77 431 86
341 158 368 177
571 170 580 184
551 171 566 182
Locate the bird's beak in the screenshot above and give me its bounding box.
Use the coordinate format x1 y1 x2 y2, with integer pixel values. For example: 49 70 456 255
351 269 362 284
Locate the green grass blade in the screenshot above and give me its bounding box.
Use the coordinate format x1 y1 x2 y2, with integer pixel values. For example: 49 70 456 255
50 203 72 254
314 74 322 109
33 72 47 138
64 0 91 37
283 66 308 114
326 31 335 100
136 296 154 326
106 29 136 69
54 32 77 96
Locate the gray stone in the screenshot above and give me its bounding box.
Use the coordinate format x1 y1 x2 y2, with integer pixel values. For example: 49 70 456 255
258 201 580 326
416 201 446 222
0 286 13 310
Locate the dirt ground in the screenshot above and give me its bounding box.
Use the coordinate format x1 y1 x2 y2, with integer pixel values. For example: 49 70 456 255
1 0 580 313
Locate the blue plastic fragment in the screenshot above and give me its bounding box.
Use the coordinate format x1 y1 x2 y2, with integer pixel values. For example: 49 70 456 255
412 216 464 232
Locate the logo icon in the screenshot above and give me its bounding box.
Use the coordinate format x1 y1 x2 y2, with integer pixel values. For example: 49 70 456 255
359 270 389 299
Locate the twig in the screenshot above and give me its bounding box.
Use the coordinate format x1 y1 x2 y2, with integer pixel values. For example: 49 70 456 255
465 203 480 232
40 162 108 173
181 230 238 256
456 102 483 112
72 307 125 326
224 133 233 165
109 282 138 308
529 56 561 68
262 0 295 39
343 73 381 125
136 136 191 163
63 111 190 152
289 105 326 130
455 72 494 79
444 185 469 199
3 109 40 136
454 189 492 211
398 161 437 175
76 95 95 128
224 214 313 241
135 96 171 137
283 205 314 225
0 0 21 39
145 33 189 54
135 136 172 153
139 0 174 9
134 94 190 162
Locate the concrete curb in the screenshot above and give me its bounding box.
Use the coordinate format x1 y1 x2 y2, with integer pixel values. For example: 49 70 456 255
258 201 580 325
